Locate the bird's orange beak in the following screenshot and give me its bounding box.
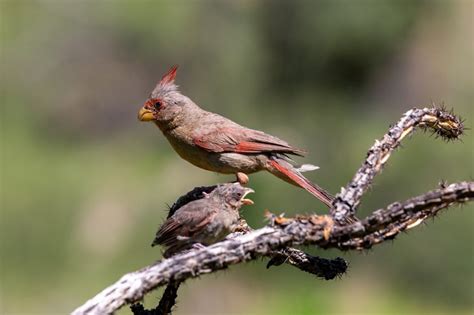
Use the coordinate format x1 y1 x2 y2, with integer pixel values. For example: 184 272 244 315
138 107 155 121
241 187 255 205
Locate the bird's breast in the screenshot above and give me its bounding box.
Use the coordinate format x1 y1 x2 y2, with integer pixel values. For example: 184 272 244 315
163 128 266 174
200 210 239 244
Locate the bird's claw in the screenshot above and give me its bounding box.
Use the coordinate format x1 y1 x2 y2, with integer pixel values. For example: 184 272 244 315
191 243 207 250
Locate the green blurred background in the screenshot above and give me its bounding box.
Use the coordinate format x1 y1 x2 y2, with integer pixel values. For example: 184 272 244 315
1 1 473 314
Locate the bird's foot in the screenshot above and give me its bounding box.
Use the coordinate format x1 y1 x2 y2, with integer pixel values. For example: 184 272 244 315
191 243 207 250
235 172 249 185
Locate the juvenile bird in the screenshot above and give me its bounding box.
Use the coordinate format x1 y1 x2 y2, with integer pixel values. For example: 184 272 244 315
138 66 334 207
152 182 254 258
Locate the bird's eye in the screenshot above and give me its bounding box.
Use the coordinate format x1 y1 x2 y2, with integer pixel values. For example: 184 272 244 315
154 101 162 109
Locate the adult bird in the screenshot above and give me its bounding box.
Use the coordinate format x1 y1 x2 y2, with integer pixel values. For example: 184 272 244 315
138 66 334 207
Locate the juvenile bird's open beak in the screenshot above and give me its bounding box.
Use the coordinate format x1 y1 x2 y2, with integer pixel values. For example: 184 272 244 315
138 107 155 121
241 188 255 205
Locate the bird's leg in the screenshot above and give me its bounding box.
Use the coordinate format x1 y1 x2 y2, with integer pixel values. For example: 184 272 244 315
236 172 249 185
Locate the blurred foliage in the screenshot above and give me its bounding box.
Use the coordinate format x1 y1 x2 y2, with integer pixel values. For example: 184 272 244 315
1 1 472 314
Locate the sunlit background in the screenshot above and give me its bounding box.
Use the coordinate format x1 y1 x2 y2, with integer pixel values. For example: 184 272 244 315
1 1 473 314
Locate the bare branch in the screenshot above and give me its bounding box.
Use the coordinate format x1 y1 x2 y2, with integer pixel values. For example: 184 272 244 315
72 181 473 315
325 181 472 249
331 107 464 223
266 248 347 280
71 106 469 315
230 219 348 279
130 281 181 315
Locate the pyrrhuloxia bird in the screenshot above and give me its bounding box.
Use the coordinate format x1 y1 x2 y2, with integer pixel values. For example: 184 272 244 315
152 182 254 258
138 66 334 207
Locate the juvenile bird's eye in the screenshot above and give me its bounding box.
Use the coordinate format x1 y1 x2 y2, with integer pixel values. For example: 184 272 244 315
154 101 162 109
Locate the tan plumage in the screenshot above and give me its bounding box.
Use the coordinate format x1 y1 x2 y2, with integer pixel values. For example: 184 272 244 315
152 183 254 258
138 66 334 207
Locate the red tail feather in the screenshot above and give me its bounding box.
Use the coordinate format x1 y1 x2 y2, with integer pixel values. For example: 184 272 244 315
269 159 334 208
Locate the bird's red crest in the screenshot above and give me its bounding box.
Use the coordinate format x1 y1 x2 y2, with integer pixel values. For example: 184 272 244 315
160 65 178 84
151 65 180 98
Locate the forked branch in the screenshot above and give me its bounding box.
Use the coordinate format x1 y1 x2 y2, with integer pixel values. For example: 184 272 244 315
331 106 464 222
72 106 469 315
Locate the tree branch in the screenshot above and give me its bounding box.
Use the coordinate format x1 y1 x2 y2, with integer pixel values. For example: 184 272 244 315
265 248 347 280
73 182 473 315
230 219 348 279
130 281 181 315
331 106 464 223
71 106 469 315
